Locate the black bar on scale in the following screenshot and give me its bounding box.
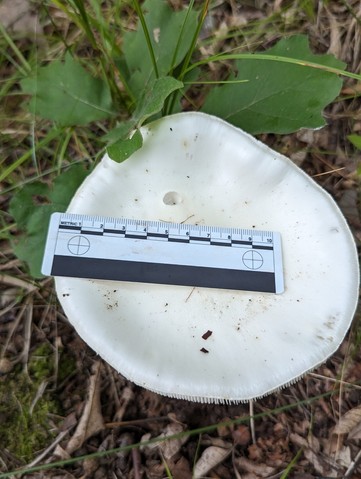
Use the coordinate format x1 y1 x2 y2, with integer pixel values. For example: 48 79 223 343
147 232 168 239
125 233 147 239
103 228 124 235
59 224 81 231
210 241 232 247
168 237 189 243
189 236 210 242
81 230 103 235
50 255 276 293
231 240 252 246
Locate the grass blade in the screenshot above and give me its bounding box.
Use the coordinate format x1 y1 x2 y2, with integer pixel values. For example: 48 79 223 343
186 52 361 82
0 129 60 183
178 0 210 82
0 22 31 74
132 0 159 79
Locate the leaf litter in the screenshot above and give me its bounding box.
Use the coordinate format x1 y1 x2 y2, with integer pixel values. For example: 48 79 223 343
1 0 361 478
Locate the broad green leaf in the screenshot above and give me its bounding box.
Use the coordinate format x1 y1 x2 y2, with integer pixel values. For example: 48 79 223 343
20 53 114 126
202 35 346 134
102 120 134 144
9 164 88 278
133 76 183 125
8 182 48 229
50 164 90 205
107 130 143 163
12 204 58 281
123 0 198 96
348 134 361 150
106 76 183 162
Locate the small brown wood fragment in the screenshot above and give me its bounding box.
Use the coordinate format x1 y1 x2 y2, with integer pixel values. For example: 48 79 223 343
202 330 213 340
200 347 209 354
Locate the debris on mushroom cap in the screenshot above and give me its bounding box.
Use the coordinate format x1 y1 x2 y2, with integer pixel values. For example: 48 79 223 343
55 112 359 403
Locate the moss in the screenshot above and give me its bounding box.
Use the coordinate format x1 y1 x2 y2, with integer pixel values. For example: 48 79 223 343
28 342 54 380
57 349 77 384
0 344 61 464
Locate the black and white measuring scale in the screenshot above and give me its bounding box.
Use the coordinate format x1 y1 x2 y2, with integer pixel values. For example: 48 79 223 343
42 212 284 294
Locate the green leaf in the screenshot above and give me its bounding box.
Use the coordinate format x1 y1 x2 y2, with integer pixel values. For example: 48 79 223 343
9 164 89 278
8 182 49 229
202 35 346 134
106 76 183 162
50 164 90 206
102 120 134 144
348 134 361 150
133 76 183 125
20 53 114 126
107 130 143 163
11 204 58 281
123 0 198 96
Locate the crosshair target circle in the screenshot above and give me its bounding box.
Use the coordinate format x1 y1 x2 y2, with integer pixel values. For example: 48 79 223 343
242 250 263 270
67 235 90 255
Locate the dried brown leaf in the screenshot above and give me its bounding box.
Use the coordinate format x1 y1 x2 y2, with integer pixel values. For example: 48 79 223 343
326 10 341 58
342 84 361 95
0 0 43 34
303 448 328 476
333 405 361 435
142 423 188 461
333 446 352 469
232 425 251 446
114 386 134 421
80 457 99 479
193 445 232 478
291 433 345 477
234 456 276 477
0 358 13 374
66 361 104 454
290 432 320 453
159 423 188 460
52 444 71 461
349 421 361 440
168 456 192 479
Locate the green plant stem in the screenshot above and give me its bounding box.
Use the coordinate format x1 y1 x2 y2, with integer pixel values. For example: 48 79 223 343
163 0 196 115
51 0 134 107
185 52 361 82
52 0 95 46
280 448 304 478
56 128 74 174
0 23 31 74
184 79 249 85
71 0 98 47
0 48 28 77
133 0 159 79
169 0 196 75
30 122 39 177
165 0 210 115
178 0 210 82
0 129 60 183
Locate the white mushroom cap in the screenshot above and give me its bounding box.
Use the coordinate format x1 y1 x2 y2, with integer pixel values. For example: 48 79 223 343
55 112 359 403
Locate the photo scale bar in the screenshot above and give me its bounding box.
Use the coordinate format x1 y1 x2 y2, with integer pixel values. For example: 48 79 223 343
51 256 277 293
58 222 274 250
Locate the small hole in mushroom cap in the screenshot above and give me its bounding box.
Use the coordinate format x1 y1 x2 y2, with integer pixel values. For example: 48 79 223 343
163 191 182 205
